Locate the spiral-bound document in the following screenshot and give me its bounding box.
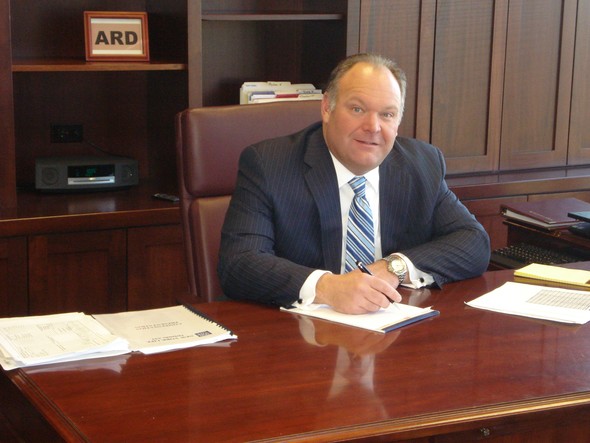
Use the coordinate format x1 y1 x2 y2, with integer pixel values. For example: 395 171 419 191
94 305 237 355
0 305 236 370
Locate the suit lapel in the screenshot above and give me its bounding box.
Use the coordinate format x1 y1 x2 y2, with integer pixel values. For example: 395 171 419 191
303 130 342 273
379 142 412 255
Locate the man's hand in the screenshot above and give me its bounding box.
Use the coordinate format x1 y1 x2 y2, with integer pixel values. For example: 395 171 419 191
314 270 402 314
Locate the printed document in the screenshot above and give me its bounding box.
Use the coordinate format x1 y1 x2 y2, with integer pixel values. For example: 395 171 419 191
466 281 590 324
0 305 237 371
0 312 129 371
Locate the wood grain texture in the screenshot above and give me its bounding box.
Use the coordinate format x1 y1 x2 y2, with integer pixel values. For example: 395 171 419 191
3 267 590 441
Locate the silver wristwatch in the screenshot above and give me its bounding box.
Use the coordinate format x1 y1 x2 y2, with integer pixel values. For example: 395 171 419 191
383 254 407 283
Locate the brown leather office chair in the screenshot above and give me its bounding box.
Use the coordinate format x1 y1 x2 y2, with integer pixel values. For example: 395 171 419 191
175 100 322 302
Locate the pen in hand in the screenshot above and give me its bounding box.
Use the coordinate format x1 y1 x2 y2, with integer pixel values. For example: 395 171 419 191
355 260 395 304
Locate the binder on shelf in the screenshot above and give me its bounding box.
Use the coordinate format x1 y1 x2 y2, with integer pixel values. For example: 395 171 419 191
240 81 322 104
500 198 590 230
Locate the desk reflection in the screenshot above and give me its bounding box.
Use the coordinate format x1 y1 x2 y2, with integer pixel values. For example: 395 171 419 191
296 314 401 419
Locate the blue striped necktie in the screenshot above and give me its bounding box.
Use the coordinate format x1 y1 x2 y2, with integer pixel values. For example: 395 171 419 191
345 176 375 273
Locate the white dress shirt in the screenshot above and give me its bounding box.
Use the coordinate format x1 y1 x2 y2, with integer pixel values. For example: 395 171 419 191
297 153 433 305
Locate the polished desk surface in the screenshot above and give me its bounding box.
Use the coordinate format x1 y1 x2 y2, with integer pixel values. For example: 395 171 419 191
3 268 590 442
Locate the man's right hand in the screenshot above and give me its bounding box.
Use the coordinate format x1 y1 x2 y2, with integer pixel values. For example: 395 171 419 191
314 270 402 314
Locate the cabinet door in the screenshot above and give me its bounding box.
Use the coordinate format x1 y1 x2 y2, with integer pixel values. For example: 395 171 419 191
359 0 425 138
28 230 127 315
567 0 590 165
127 225 188 311
359 0 504 174
499 0 576 170
0 237 27 317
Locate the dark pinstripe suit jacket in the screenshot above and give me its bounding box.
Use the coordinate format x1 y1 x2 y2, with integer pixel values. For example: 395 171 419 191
218 122 490 307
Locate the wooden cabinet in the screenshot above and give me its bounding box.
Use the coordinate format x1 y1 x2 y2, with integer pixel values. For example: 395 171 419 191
2 1 590 313
0 1 189 314
127 225 188 311
6 0 187 193
28 230 127 315
192 0 359 107
359 0 590 175
499 0 576 170
0 222 188 317
0 237 27 317
0 1 359 311
568 0 590 165
449 169 590 257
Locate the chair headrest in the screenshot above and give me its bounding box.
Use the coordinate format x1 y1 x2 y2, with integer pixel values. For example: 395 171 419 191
178 100 321 197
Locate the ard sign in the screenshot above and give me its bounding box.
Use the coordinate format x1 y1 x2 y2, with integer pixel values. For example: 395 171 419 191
84 11 150 62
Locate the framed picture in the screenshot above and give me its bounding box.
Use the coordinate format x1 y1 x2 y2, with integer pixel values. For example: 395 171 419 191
84 11 149 62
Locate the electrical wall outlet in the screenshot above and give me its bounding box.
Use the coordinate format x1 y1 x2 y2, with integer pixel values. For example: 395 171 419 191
50 124 83 143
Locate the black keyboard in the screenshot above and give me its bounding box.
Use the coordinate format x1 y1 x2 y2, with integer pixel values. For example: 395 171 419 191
490 243 581 269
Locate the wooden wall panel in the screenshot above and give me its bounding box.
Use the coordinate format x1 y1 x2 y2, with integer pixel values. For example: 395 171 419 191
0 0 16 209
127 225 188 311
358 0 506 174
359 0 427 138
0 237 27 317
431 0 504 174
567 0 590 165
499 0 576 170
28 230 127 315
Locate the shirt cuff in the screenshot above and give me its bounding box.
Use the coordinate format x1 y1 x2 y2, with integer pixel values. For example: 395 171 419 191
394 253 434 289
295 269 331 307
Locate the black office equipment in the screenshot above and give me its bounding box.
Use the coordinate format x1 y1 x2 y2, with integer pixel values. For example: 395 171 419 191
35 156 138 192
490 243 582 269
568 222 590 239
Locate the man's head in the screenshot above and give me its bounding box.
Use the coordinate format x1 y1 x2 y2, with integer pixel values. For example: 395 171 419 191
321 53 407 176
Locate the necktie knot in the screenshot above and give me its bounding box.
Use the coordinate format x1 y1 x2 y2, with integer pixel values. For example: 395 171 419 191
349 176 367 198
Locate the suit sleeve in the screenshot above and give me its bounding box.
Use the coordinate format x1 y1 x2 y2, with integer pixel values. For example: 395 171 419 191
217 144 315 308
390 142 491 286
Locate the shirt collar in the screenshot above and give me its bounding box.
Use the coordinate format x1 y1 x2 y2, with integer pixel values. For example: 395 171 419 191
329 151 380 191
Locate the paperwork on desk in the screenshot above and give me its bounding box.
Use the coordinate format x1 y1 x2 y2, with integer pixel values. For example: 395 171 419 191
282 303 439 333
513 263 590 290
466 281 590 324
0 305 236 371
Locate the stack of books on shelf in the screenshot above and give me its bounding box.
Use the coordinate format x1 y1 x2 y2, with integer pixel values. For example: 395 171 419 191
500 197 590 230
240 81 322 105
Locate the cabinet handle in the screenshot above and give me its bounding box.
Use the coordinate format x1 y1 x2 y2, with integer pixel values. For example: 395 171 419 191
480 427 491 437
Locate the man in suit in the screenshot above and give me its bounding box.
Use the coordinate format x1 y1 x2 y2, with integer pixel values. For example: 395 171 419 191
218 53 490 313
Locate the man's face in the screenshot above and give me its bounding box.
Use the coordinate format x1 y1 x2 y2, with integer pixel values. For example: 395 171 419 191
321 62 402 175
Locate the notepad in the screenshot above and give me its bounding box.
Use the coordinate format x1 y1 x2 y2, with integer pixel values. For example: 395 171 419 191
282 303 439 333
514 263 590 290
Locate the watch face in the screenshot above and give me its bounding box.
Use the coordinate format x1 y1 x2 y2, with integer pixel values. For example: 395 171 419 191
392 258 406 272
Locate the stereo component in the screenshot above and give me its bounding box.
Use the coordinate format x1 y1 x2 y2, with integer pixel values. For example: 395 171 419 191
35 156 139 192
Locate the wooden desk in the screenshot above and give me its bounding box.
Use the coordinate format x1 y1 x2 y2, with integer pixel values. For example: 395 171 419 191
3 268 590 442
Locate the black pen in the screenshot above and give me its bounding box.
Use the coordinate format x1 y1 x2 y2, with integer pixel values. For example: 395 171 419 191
355 260 395 304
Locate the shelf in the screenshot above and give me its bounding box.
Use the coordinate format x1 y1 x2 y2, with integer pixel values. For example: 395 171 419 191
12 59 187 72
202 13 344 21
447 166 590 200
0 182 180 237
